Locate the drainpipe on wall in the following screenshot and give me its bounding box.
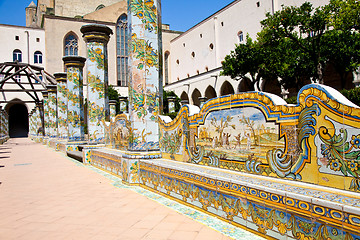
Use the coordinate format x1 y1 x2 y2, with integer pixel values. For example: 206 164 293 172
25 31 30 64
214 16 221 67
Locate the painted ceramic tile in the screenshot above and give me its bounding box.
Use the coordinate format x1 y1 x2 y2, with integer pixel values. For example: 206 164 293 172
87 42 107 143
48 91 57 138
110 102 116 121
57 81 68 139
128 0 161 151
104 114 130 150
43 95 49 137
67 67 84 141
196 107 283 167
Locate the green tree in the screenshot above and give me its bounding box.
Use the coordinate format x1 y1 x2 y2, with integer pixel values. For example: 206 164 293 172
222 1 360 93
321 30 360 88
162 90 181 119
221 36 265 91
257 33 313 91
107 85 120 114
259 2 331 83
328 0 360 32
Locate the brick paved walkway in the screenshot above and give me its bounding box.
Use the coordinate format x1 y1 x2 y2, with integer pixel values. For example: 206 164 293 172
0 138 234 240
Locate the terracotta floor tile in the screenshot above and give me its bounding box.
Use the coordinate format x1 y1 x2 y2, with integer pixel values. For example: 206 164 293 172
168 230 199 240
142 229 174 240
0 138 240 240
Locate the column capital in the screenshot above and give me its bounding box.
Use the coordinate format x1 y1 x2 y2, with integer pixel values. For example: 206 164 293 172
119 96 128 101
109 100 117 106
80 24 113 44
41 91 49 98
62 56 86 68
36 101 43 108
47 85 57 92
54 72 67 83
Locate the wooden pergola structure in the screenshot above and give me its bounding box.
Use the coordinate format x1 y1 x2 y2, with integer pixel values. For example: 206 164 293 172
0 62 56 104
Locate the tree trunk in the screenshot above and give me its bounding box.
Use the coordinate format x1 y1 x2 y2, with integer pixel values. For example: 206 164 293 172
317 62 324 84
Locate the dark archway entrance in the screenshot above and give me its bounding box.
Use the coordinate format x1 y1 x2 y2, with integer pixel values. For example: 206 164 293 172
220 81 235 96
205 86 217 100
191 89 201 107
9 104 29 137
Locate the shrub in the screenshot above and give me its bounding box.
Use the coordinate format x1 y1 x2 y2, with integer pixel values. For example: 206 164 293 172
340 88 360 107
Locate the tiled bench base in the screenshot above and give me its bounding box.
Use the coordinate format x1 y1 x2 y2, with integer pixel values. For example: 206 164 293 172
85 149 360 240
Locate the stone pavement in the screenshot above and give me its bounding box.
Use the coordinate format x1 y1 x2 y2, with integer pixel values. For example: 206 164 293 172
0 138 260 240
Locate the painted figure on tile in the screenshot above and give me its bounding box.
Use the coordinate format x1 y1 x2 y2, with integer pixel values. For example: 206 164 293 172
246 133 251 150
104 114 131 151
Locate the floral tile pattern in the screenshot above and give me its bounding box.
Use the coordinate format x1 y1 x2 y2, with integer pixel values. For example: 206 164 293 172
127 0 160 151
57 78 68 139
158 85 360 194
0 110 9 143
66 66 85 141
86 42 107 143
48 89 57 138
76 156 264 240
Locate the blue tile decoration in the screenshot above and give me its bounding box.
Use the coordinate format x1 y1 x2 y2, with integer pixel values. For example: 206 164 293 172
81 24 113 144
61 151 264 240
54 72 68 140
63 56 86 142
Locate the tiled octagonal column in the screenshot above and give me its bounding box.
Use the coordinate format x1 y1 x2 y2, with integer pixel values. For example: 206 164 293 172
109 100 117 121
127 0 162 151
47 85 57 138
36 101 44 136
54 72 68 140
81 24 113 144
63 56 86 141
41 91 49 138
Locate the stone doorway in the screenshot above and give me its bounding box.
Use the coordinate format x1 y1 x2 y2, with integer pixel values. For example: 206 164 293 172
8 103 29 138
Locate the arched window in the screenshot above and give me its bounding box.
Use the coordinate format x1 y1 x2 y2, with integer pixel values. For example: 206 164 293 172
64 33 78 56
13 49 22 62
164 51 170 85
116 14 129 87
34 51 42 64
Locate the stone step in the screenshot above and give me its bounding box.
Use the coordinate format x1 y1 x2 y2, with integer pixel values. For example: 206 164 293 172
66 151 83 162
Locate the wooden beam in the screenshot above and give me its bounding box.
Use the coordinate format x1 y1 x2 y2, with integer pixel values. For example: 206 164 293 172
0 89 46 92
0 101 37 103
0 66 27 86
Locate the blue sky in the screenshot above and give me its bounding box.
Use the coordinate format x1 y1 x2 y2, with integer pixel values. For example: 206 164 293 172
0 0 235 32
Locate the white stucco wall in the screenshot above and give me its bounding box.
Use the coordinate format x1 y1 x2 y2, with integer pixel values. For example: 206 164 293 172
0 24 45 66
0 24 46 110
43 16 117 87
165 0 330 104
54 0 121 18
